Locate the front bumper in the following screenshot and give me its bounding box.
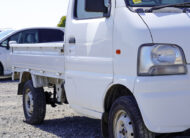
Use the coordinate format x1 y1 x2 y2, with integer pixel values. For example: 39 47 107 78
134 65 190 133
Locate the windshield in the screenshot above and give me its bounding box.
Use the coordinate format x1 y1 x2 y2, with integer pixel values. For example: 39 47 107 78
127 0 190 7
0 30 14 40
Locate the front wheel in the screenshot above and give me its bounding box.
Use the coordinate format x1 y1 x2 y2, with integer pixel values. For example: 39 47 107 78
23 80 46 124
108 96 155 138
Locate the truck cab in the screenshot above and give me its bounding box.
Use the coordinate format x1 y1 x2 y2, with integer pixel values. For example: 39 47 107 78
65 0 190 136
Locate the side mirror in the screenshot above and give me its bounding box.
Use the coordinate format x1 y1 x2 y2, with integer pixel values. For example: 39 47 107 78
85 0 108 13
9 41 17 45
8 41 17 49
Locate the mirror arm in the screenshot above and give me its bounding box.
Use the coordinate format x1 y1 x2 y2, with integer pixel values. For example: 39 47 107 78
104 12 110 18
7 44 10 50
104 2 111 17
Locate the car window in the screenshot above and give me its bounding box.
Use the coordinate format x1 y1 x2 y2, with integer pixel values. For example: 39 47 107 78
0 32 21 47
74 0 104 19
39 29 64 43
1 39 8 47
19 29 39 44
10 32 21 43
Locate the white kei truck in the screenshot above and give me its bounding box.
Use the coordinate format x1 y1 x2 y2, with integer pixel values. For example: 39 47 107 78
11 0 190 137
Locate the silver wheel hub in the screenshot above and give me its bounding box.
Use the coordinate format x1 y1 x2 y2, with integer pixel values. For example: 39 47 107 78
25 90 34 117
113 110 134 138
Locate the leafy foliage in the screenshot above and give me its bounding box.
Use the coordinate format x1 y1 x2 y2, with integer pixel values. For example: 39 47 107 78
57 16 66 27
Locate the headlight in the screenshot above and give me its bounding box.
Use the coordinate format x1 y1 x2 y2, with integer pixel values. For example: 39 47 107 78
138 44 187 76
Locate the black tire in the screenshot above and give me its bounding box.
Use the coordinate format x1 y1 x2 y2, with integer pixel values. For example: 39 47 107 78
23 80 46 124
108 96 155 138
0 64 3 75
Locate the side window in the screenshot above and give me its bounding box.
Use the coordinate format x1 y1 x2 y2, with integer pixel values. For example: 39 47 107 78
19 29 39 44
1 39 8 47
74 0 104 19
0 32 21 47
9 33 21 43
39 29 64 43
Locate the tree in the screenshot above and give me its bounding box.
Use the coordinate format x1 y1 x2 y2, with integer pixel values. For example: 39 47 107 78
57 16 66 27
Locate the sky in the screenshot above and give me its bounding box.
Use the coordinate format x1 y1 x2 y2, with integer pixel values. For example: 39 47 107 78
0 0 69 29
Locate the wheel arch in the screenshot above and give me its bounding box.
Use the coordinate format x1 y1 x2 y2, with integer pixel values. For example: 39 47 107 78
104 84 134 113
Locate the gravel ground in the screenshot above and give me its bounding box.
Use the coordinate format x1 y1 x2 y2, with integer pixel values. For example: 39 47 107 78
0 78 101 138
0 78 190 138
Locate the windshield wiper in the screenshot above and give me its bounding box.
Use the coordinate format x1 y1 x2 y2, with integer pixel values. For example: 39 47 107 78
145 2 190 12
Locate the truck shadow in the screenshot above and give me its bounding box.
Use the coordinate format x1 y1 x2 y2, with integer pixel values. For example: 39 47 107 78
33 116 190 138
0 78 18 83
34 116 102 138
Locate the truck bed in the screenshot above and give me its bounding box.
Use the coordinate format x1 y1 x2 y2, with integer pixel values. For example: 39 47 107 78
11 42 65 79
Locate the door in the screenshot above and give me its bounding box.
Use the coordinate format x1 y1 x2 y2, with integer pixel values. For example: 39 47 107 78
65 0 114 112
0 32 21 75
0 46 10 75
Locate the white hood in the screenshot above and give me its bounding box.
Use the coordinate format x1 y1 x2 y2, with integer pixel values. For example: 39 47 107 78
139 12 190 63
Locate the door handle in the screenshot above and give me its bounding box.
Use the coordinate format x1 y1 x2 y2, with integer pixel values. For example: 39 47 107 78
69 37 76 44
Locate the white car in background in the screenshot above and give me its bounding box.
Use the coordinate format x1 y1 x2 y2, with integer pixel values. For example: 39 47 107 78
0 30 14 76
0 27 64 76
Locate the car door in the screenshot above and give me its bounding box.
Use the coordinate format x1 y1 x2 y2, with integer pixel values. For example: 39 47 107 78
65 0 114 112
0 43 10 75
0 32 21 75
